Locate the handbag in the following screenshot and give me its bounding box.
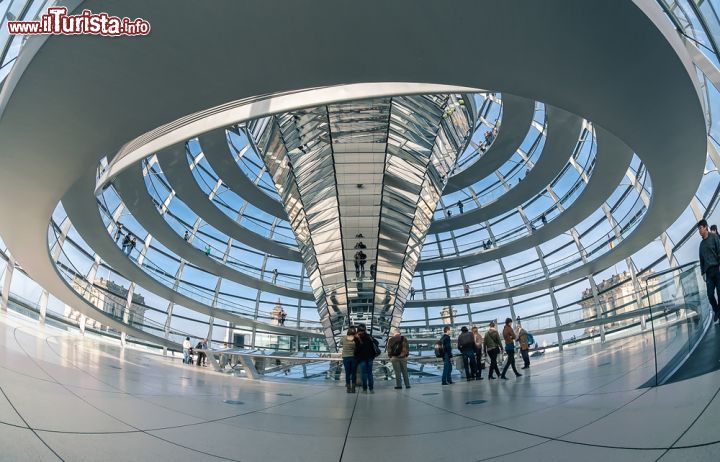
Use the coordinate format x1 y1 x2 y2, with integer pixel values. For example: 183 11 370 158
371 337 381 358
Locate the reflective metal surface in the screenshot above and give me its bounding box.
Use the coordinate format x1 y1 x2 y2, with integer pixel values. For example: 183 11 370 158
250 95 473 348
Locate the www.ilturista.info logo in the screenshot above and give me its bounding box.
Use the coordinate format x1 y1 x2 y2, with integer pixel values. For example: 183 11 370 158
7 7 151 36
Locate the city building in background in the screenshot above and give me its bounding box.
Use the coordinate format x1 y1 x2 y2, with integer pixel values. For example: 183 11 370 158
580 271 661 334
68 277 146 330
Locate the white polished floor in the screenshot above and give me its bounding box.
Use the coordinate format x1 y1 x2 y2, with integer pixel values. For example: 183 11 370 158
0 311 718 462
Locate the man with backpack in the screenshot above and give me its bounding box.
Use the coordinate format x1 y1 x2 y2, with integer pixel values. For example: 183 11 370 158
387 328 411 389
457 326 477 381
517 322 532 369
440 326 454 385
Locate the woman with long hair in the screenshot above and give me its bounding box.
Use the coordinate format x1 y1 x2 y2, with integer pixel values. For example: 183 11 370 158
341 327 357 393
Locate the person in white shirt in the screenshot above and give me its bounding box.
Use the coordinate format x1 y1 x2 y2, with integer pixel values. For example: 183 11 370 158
182 337 192 364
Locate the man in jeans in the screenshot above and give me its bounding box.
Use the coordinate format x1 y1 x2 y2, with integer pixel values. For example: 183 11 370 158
698 219 720 323
182 336 192 364
457 326 477 381
441 326 454 385
387 329 411 389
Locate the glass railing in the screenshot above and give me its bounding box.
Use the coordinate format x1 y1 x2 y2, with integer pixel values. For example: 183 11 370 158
418 182 650 300
421 156 645 262
434 122 548 219
104 154 651 306
48 224 193 346
137 173 307 289
643 262 709 385
451 94 501 173
394 263 708 386
9 224 714 384
249 262 708 381
90 201 320 324
48 216 325 334
46 221 328 351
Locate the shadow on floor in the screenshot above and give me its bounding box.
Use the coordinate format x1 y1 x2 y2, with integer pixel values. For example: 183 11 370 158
666 323 720 384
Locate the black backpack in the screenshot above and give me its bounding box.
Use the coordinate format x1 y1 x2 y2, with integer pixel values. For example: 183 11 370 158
371 337 381 357
434 340 444 358
390 337 404 357
459 332 476 351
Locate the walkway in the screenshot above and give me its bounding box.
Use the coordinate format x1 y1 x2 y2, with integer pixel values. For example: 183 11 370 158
667 323 720 383
0 311 718 461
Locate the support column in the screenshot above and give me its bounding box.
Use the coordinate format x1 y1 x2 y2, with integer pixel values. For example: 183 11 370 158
626 258 647 329
587 277 606 342
451 226 473 323
121 234 149 339
251 253 269 348
208 278 221 349
122 283 135 326
38 290 49 325
549 287 563 351
568 225 606 342
206 317 214 349
120 282 135 349
50 217 72 262
533 245 563 350
486 221 517 321
163 301 174 356
419 272 429 328
518 205 562 349
602 202 648 330
1 256 14 311
507 296 517 325
155 176 190 355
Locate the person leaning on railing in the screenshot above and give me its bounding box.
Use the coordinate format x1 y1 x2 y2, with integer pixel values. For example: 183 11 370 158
195 338 208 366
